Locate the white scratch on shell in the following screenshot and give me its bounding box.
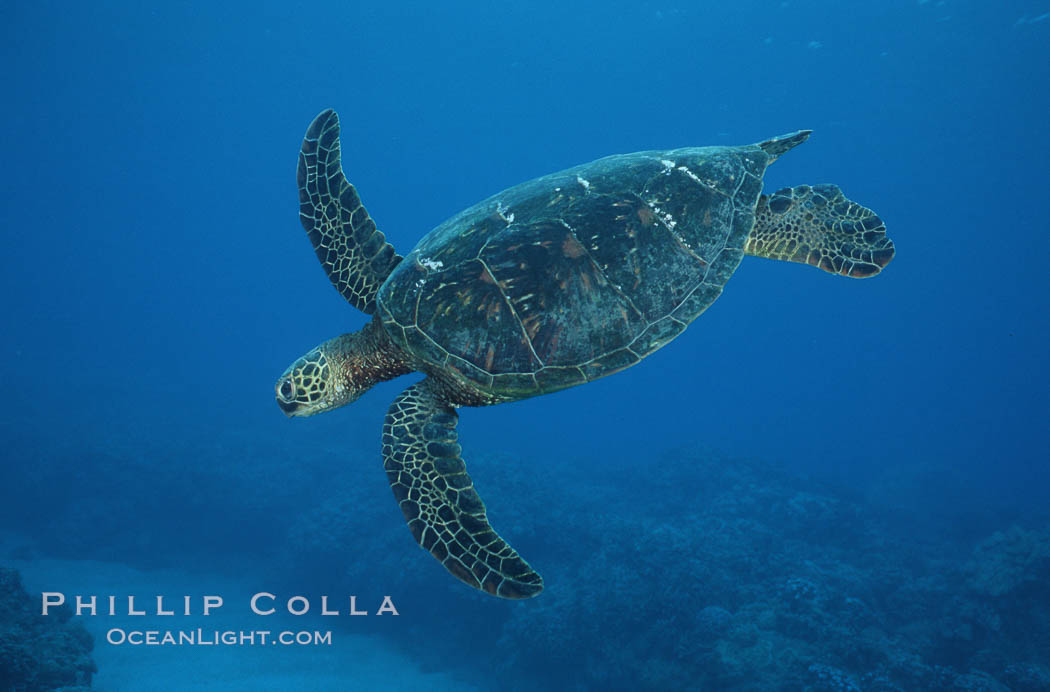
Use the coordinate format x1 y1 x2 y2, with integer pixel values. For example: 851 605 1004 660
419 257 443 271
676 165 704 184
647 200 677 229
677 164 724 191
496 201 515 224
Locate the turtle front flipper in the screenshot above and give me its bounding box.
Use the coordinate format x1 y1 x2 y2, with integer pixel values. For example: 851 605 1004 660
746 184 895 278
298 109 402 314
382 380 543 599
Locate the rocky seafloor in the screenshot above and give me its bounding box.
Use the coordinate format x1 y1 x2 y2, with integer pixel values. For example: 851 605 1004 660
2 420 1048 691
0 566 95 692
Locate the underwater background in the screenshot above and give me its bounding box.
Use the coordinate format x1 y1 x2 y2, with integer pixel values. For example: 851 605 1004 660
2 1 1048 690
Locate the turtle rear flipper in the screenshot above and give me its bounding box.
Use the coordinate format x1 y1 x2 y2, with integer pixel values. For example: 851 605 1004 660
298 109 402 313
746 184 895 278
383 380 544 599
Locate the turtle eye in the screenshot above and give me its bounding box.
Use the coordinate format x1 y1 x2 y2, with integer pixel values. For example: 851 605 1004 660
278 379 295 402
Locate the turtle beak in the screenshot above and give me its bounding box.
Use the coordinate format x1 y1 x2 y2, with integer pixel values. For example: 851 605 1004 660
277 398 299 417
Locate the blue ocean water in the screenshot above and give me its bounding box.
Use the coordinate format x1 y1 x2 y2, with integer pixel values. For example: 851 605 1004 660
2 1 1048 690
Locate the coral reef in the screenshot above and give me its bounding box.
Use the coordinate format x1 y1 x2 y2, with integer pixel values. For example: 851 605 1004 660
1003 662 1050 692
808 663 862 692
0 567 95 692
4 424 1049 691
967 524 1050 598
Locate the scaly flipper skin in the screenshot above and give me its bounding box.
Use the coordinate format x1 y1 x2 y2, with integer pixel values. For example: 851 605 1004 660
298 109 402 314
746 184 895 278
382 380 543 599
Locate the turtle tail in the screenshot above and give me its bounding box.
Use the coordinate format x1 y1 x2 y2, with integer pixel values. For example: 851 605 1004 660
746 184 894 278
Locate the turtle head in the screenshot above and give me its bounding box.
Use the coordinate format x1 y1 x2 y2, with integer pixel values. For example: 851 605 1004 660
275 339 353 417
276 323 412 418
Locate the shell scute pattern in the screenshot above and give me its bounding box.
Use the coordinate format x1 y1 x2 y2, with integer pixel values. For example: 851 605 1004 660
417 256 541 374
445 353 495 390
377 144 774 398
534 365 587 393
479 219 647 368
561 193 704 323
628 317 687 357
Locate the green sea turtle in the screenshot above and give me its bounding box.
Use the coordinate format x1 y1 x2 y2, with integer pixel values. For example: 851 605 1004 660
276 109 894 599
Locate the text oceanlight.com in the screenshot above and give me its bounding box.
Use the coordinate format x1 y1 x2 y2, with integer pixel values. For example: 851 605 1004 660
106 628 332 646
